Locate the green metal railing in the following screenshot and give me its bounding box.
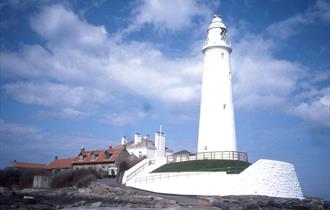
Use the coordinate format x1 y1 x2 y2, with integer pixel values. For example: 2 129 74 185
166 151 248 163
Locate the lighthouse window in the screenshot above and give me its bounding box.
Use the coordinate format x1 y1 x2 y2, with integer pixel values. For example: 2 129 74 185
223 104 226 110
204 146 208 151
221 52 224 59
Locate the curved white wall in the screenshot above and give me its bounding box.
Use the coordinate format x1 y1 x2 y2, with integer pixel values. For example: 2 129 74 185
126 159 304 199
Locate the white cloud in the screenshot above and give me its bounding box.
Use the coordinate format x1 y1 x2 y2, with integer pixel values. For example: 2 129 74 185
36 108 91 120
125 0 212 32
267 0 330 39
0 119 41 137
0 4 203 113
230 26 330 128
231 33 305 108
267 14 308 39
30 4 108 54
291 88 330 128
0 119 114 167
0 2 328 129
309 0 330 22
98 111 147 126
3 82 108 108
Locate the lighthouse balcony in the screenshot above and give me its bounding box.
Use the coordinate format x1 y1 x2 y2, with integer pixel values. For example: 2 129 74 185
202 40 232 53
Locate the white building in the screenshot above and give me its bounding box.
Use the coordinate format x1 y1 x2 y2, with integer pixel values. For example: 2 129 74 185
198 14 237 153
122 129 173 159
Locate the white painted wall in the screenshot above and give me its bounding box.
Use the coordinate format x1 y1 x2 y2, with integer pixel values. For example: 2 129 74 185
155 132 165 159
127 147 155 159
198 15 237 153
126 159 304 199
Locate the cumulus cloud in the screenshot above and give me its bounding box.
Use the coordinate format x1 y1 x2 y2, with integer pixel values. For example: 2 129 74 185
99 111 148 126
3 82 108 108
267 0 330 39
0 2 328 129
231 33 305 108
125 0 213 33
291 89 330 128
36 108 91 120
0 119 114 167
267 14 308 39
30 4 108 54
0 3 204 125
0 119 41 137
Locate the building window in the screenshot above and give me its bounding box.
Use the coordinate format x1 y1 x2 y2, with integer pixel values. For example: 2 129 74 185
105 152 112 159
91 153 99 161
80 155 86 160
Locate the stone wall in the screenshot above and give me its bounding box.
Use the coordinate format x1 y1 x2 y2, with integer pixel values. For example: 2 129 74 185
125 159 304 199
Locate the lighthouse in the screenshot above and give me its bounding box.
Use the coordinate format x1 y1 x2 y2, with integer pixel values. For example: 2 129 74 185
197 15 237 153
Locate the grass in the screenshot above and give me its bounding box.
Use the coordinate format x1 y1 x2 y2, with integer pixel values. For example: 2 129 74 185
152 160 251 174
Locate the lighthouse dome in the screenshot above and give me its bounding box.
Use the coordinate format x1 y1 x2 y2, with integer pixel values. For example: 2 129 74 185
208 14 226 31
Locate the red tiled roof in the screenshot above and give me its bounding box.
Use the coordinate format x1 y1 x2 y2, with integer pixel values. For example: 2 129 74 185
48 158 73 169
12 161 48 169
72 146 126 165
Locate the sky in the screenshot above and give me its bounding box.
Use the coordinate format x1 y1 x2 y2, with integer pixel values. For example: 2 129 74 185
0 0 329 200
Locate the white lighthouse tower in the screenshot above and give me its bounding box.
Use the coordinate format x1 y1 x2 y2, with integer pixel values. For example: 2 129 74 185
198 15 237 153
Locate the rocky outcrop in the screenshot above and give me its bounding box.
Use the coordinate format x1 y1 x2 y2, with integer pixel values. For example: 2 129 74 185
203 195 330 210
0 182 178 209
0 182 329 210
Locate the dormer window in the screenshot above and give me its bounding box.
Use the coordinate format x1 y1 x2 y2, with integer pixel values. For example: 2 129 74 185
105 151 112 159
91 153 99 161
80 155 86 161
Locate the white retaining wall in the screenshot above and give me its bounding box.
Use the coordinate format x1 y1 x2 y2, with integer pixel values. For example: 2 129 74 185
125 159 304 199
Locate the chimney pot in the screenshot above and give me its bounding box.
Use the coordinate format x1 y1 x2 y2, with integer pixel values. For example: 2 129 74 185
55 156 58 160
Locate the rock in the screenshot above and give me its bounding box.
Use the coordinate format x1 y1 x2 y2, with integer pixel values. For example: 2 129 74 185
72 200 87 207
0 187 11 196
245 198 258 209
23 195 36 204
90 201 102 207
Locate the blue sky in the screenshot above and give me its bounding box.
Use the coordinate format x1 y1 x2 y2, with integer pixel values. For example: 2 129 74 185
0 0 329 200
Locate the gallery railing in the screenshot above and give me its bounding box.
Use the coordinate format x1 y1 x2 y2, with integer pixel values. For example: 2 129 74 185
166 151 248 163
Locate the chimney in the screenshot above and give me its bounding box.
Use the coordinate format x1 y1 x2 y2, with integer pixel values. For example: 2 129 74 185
81 146 85 153
109 144 112 150
55 156 58 160
155 127 166 159
121 136 128 145
134 132 142 144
